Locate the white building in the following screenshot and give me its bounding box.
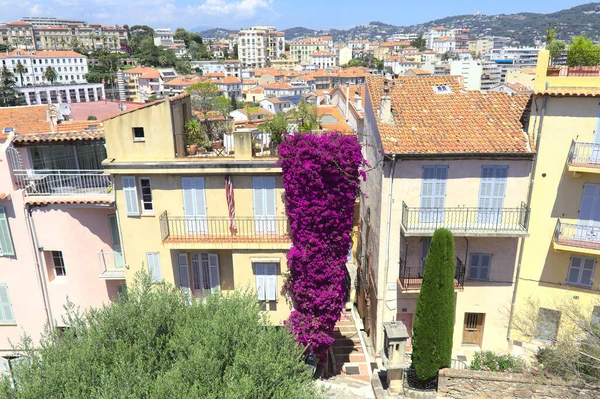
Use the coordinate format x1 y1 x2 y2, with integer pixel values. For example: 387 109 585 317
338 47 352 67
431 36 456 54
20 83 105 105
190 60 226 75
153 28 175 47
384 56 422 75
427 26 451 49
237 26 285 69
450 60 502 91
21 16 87 26
311 51 337 69
0 50 88 86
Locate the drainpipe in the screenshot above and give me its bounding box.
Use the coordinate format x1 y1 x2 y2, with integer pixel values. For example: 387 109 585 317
506 95 547 343
382 156 398 326
111 177 127 269
25 204 54 330
345 84 349 122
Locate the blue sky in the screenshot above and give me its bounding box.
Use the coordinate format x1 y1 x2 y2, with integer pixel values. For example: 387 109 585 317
0 0 591 31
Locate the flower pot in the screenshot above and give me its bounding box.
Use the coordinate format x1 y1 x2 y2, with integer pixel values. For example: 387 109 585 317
197 147 207 154
186 144 198 155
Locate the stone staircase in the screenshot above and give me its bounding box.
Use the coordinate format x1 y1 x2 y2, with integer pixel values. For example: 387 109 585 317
331 309 370 382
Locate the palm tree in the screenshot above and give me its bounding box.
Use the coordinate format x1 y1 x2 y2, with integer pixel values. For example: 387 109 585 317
14 61 25 87
43 66 58 84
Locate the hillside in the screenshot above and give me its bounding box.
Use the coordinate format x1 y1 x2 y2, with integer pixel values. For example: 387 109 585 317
196 3 600 46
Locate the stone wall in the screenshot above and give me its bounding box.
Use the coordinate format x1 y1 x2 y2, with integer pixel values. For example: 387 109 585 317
438 368 600 399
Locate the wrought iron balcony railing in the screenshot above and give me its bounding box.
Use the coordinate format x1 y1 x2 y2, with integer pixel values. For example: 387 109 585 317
398 257 466 292
401 202 530 235
554 218 600 252
159 211 290 243
13 169 112 196
97 250 125 280
567 140 600 170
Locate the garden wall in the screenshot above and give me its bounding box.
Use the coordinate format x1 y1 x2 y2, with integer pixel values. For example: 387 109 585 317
438 368 599 399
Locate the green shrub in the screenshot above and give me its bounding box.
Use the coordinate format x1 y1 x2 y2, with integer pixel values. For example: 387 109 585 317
470 351 527 373
87 115 97 120
411 228 456 383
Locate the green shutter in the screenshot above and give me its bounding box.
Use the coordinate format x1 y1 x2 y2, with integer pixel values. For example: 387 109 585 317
0 207 15 256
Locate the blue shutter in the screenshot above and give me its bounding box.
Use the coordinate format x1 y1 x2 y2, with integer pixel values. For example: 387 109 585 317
0 207 15 256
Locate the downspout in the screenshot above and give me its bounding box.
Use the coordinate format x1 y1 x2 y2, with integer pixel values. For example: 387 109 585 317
345 84 349 122
383 156 398 319
506 94 547 342
25 204 54 330
111 177 127 269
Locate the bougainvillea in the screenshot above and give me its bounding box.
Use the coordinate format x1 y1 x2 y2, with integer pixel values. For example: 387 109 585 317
278 131 365 362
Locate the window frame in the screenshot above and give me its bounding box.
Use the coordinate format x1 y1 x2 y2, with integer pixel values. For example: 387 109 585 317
51 250 67 277
535 307 561 343
467 253 492 281
138 177 154 214
132 127 145 142
254 262 278 302
566 256 595 287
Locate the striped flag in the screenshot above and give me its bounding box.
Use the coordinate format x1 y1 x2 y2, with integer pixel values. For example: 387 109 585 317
225 175 237 235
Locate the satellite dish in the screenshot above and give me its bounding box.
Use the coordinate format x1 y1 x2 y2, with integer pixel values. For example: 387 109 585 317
59 103 72 117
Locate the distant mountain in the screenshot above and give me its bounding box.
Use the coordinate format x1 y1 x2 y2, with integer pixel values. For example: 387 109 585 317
196 3 600 46
196 28 237 39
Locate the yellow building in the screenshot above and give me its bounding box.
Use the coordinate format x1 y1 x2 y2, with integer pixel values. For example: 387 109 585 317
270 58 299 71
102 93 292 323
511 50 600 351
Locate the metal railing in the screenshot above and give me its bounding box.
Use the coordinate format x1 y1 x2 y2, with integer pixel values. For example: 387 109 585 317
568 140 600 169
13 169 112 196
159 211 290 243
401 202 530 234
398 257 466 291
97 250 125 279
554 218 600 251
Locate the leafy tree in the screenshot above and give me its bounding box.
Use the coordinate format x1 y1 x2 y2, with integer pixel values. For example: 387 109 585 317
548 40 566 62
0 273 321 398
0 66 23 107
43 66 58 84
14 61 25 86
410 34 428 51
233 43 239 59
411 228 455 383
259 111 288 147
186 82 230 140
567 35 600 67
175 60 192 75
441 51 453 61
230 93 238 110
87 115 97 120
285 43 290 52
288 100 318 132
546 28 557 46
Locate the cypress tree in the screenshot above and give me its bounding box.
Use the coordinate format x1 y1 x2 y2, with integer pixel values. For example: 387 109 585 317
411 228 456 383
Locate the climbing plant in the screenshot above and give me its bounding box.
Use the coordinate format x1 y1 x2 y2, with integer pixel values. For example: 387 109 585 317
279 131 365 362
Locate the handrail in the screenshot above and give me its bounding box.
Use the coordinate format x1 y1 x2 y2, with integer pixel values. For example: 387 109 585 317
554 218 600 251
567 141 600 168
13 169 112 196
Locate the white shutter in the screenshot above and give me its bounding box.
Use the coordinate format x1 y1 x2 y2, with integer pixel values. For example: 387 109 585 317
253 177 265 234
0 206 15 256
122 176 139 216
178 253 191 296
146 253 162 283
208 253 220 293
0 285 15 323
266 264 277 301
182 177 207 234
0 357 9 379
255 263 266 301
420 167 435 209
265 177 277 234
434 166 447 209
478 167 494 209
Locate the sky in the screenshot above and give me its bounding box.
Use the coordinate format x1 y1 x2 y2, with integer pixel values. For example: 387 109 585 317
0 0 593 31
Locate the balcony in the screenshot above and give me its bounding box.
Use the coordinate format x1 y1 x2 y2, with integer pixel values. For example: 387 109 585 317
398 257 466 292
400 202 530 237
13 170 112 196
567 141 600 175
553 218 600 256
97 250 125 280
159 211 291 249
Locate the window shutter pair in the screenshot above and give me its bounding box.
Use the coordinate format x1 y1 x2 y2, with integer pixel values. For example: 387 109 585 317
0 207 15 256
255 263 277 301
146 253 162 282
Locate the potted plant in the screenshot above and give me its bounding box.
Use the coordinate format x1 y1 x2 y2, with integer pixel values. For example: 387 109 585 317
185 119 202 155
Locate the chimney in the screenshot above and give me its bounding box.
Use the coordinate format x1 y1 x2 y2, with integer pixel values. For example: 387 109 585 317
379 81 392 123
47 105 59 132
233 127 253 160
354 91 362 111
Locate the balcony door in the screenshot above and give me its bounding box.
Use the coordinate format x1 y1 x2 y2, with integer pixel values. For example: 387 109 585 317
419 165 447 225
191 253 220 297
182 177 208 235
577 184 600 243
477 166 508 226
253 176 277 234
107 215 123 269
591 105 600 164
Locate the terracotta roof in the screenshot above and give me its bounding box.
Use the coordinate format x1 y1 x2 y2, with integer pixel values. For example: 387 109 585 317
204 72 225 78
164 75 203 87
338 67 367 78
262 97 289 104
432 26 448 31
317 106 353 134
24 197 113 206
242 79 257 85
535 88 600 97
247 86 264 94
0 193 9 200
252 67 284 77
312 50 335 57
505 82 530 92
123 66 160 79
407 68 432 76
218 76 241 84
7 21 31 26
14 128 104 144
263 81 293 89
0 50 84 59
0 105 53 137
366 76 533 155
225 59 241 63
329 85 366 118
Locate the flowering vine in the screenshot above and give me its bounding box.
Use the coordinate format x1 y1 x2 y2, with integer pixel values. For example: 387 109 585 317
279 131 365 362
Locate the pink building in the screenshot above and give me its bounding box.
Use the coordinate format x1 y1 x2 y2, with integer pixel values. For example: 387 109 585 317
0 104 123 357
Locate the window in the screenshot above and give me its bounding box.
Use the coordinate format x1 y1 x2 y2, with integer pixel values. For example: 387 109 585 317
536 308 561 343
191 253 220 295
0 207 15 256
146 252 162 282
255 263 277 302
567 256 595 287
132 127 145 141
420 165 448 223
253 177 277 234
52 251 66 277
0 285 15 323
122 176 139 216
592 306 600 329
468 253 491 281
139 178 153 213
462 313 485 346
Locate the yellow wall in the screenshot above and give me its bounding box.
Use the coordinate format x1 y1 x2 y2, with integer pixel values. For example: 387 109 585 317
505 69 535 89
535 50 600 92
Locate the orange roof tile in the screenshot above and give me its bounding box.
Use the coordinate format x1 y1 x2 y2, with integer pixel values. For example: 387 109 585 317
312 50 335 57
0 50 84 58
123 66 160 79
0 105 52 136
218 76 241 84
535 88 600 97
317 106 353 134
24 197 113 205
164 75 203 87
366 76 533 155
204 72 225 78
407 68 432 76
263 81 293 89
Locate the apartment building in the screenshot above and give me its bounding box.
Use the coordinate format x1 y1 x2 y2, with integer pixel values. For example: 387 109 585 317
511 50 600 352
311 51 337 69
121 66 163 103
359 76 533 361
21 17 87 26
0 104 123 356
328 84 365 135
450 60 502 91
384 56 422 76
290 41 328 66
238 26 285 69
426 26 450 49
0 22 36 49
0 50 88 86
102 93 293 324
215 76 242 99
